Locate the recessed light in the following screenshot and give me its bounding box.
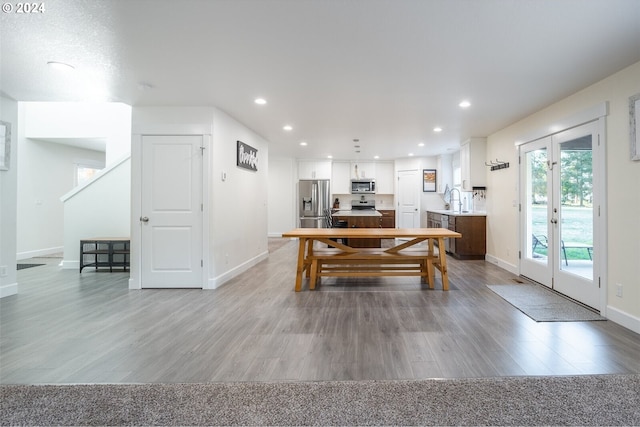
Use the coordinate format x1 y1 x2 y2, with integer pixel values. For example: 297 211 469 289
254 98 267 105
327 155 333 159
459 100 471 108
418 143 425 147
408 153 414 157
433 127 442 132
47 61 75 71
299 141 307 146
374 155 379 159
283 125 293 131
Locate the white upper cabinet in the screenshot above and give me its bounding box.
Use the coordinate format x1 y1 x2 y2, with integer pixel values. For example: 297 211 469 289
331 161 351 194
460 138 486 191
298 160 332 180
375 162 394 194
350 161 376 179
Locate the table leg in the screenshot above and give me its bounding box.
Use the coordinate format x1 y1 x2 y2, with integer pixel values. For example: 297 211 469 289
437 237 449 291
294 238 307 292
427 239 435 288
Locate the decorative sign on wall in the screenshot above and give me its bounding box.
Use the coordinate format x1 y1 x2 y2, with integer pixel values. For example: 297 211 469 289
237 140 258 171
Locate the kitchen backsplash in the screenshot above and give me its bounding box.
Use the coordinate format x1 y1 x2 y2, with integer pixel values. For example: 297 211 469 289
332 194 394 209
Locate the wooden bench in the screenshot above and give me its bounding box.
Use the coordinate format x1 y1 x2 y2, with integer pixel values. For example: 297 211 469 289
307 248 442 290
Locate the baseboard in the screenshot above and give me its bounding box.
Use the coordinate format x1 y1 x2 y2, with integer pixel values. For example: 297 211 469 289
485 253 518 275
17 246 63 260
606 305 640 335
0 282 18 298
207 251 269 289
59 259 79 270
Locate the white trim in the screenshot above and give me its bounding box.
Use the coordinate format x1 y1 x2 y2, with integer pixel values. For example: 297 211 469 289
206 251 269 289
0 282 18 298
132 124 213 136
16 246 63 260
606 305 640 335
485 254 518 275
59 259 79 270
60 154 131 202
514 102 608 146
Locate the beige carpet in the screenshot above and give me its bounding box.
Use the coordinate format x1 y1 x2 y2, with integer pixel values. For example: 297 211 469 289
2 375 639 425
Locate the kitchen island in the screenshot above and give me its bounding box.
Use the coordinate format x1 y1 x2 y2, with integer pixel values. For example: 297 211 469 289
332 209 382 247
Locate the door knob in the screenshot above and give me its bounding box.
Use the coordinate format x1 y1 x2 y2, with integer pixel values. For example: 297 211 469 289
140 216 149 223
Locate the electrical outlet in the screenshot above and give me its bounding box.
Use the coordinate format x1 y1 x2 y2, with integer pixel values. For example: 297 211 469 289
0 265 7 277
616 283 623 298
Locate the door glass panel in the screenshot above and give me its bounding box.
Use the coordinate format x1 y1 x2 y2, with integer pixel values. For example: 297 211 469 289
559 136 593 280
525 147 549 265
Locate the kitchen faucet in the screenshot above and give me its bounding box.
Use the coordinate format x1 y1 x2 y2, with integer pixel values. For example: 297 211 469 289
450 188 462 212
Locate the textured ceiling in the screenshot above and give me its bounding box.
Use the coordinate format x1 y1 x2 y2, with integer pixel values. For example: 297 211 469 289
2 0 639 160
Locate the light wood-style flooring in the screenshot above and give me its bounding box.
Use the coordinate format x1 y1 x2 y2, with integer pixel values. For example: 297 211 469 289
2 239 639 384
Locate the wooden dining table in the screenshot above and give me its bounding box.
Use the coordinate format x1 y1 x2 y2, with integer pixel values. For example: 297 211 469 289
281 228 461 291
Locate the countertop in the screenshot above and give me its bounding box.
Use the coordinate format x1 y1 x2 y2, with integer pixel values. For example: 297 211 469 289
333 210 383 217
427 209 487 217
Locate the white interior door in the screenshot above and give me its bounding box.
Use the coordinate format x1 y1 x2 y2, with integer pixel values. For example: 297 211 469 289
397 170 420 229
520 121 600 309
140 135 203 288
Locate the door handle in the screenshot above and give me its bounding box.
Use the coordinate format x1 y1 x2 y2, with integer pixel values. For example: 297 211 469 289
140 216 149 223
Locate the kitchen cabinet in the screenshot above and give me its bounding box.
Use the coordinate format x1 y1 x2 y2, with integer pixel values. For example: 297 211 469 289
379 210 395 228
375 162 394 194
350 162 376 179
427 211 486 260
331 161 351 194
447 214 486 260
298 160 332 180
460 138 486 191
333 213 382 247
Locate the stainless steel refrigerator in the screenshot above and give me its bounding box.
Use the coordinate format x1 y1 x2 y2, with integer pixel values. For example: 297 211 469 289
298 179 331 228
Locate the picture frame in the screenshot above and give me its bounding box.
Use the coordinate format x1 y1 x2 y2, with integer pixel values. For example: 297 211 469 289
236 140 258 171
423 169 436 192
630 93 640 161
0 121 10 171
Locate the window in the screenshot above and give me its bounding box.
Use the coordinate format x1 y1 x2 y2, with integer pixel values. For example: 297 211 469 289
75 163 103 186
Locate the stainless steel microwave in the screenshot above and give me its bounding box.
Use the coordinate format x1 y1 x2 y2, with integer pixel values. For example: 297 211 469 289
351 179 376 194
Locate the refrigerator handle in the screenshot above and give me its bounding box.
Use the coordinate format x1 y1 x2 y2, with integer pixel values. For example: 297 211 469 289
312 182 318 214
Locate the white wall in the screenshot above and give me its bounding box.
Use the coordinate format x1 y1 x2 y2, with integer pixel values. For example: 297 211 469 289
395 157 447 226
0 96 19 297
209 108 269 286
16 136 105 259
485 60 640 333
59 157 131 269
131 106 269 289
267 156 296 236
24 102 131 164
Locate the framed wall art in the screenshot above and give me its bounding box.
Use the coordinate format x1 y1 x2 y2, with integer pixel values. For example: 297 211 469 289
423 169 436 192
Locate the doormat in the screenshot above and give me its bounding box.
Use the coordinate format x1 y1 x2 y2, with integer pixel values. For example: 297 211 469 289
487 283 605 322
17 263 45 270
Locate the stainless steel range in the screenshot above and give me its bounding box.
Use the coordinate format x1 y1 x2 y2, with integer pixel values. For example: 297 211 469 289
351 199 376 210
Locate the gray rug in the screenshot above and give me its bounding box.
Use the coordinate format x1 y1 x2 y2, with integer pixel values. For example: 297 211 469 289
487 283 605 322
16 263 45 270
2 375 639 426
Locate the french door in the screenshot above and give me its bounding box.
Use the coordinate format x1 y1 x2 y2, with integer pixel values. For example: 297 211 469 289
520 121 601 310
